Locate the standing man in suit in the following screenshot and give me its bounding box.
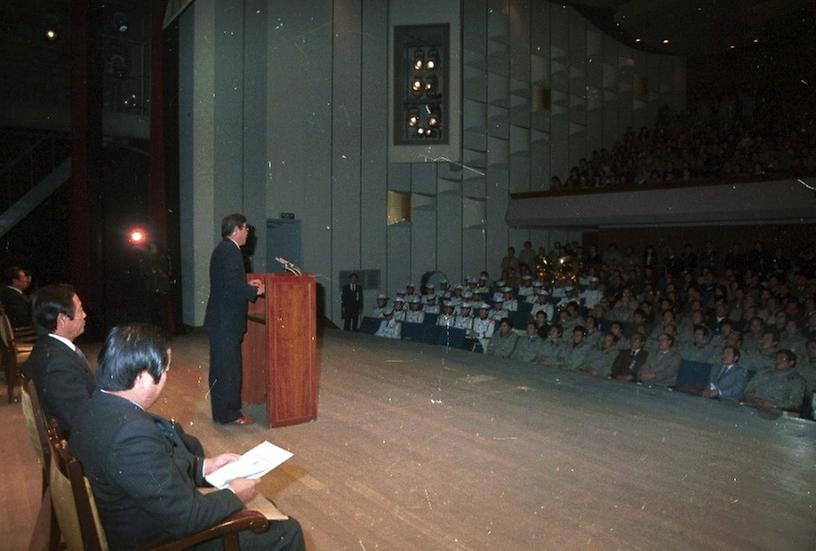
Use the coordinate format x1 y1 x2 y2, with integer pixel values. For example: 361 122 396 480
70 324 304 551
205 213 265 425
341 272 363 331
21 284 92 435
1 264 33 328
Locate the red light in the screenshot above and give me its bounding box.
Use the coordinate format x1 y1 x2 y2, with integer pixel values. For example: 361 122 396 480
128 227 147 246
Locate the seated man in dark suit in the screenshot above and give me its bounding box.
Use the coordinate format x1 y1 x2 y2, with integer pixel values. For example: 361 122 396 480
70 324 304 551
21 284 93 435
0 264 33 328
610 332 649 381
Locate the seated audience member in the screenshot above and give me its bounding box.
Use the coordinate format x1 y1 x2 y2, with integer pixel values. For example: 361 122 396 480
470 303 495 352
454 303 474 331
703 346 749 402
511 321 543 363
530 289 554 320
580 277 603 310
70 324 304 551
0 264 33 328
741 316 765 353
608 288 637 322
560 326 591 371
486 318 517 358
533 311 549 338
583 315 601 346
780 319 807 357
404 282 418 300
607 321 627 350
743 350 807 411
21 284 92 435
741 329 780 373
437 302 456 328
404 297 425 324
680 325 719 364
501 287 518 312
517 275 534 297
610 332 649 382
538 324 565 368
375 310 401 339
638 333 682 386
581 333 620 378
391 297 407 321
491 296 509 322
370 294 389 318
423 294 440 315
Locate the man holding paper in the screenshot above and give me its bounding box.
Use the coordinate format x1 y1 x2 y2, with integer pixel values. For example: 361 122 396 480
70 324 304 551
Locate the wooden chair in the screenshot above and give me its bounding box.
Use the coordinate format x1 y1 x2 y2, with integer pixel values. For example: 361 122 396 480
0 310 33 403
47 426 274 551
21 378 62 551
20 378 53 496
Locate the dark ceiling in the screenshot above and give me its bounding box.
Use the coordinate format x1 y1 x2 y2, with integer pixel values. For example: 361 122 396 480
570 0 815 57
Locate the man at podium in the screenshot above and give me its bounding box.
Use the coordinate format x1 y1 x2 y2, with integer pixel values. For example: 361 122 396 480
205 213 265 425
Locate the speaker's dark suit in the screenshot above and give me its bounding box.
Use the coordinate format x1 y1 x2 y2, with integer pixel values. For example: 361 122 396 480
0 286 32 328
204 239 259 423
21 335 94 435
341 283 363 331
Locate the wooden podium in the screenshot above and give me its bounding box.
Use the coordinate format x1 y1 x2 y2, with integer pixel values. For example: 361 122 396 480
241 273 318 427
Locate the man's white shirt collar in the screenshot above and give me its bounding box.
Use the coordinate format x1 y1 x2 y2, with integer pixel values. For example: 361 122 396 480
48 333 76 352
6 285 22 294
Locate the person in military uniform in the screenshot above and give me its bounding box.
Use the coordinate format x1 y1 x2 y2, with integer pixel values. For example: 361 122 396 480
679 325 719 364
470 303 495 353
437 302 456 328
638 333 682 386
375 310 401 339
501 287 518 312
538 324 565 368
511 321 543 363
486 318 517 358
405 297 425 324
454 302 474 331
392 297 407 321
423 294 440 315
580 332 619 378
490 295 509 322
559 325 592 370
370 294 389 318
741 328 780 373
744 349 807 411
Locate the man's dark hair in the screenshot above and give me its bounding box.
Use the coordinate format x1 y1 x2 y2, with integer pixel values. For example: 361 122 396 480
660 332 675 346
96 324 169 391
221 213 247 238
4 265 24 285
723 345 741 362
32 284 76 334
693 324 710 338
500 317 512 328
776 349 796 366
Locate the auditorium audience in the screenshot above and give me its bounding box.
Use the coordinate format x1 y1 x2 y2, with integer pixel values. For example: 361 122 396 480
360 235 815 420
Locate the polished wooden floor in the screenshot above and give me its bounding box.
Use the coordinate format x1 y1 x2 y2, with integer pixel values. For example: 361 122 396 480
2 329 815 550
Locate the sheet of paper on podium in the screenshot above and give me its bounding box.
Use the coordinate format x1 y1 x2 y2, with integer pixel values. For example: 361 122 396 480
205 441 293 489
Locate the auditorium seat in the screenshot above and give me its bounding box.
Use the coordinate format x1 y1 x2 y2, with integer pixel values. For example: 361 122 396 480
400 322 425 342
359 317 380 335
673 359 713 395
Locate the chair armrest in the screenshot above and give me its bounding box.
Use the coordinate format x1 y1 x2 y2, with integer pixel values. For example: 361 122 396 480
142 510 270 551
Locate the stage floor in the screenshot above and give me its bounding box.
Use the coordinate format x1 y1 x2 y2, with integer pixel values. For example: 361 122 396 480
4 329 816 550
